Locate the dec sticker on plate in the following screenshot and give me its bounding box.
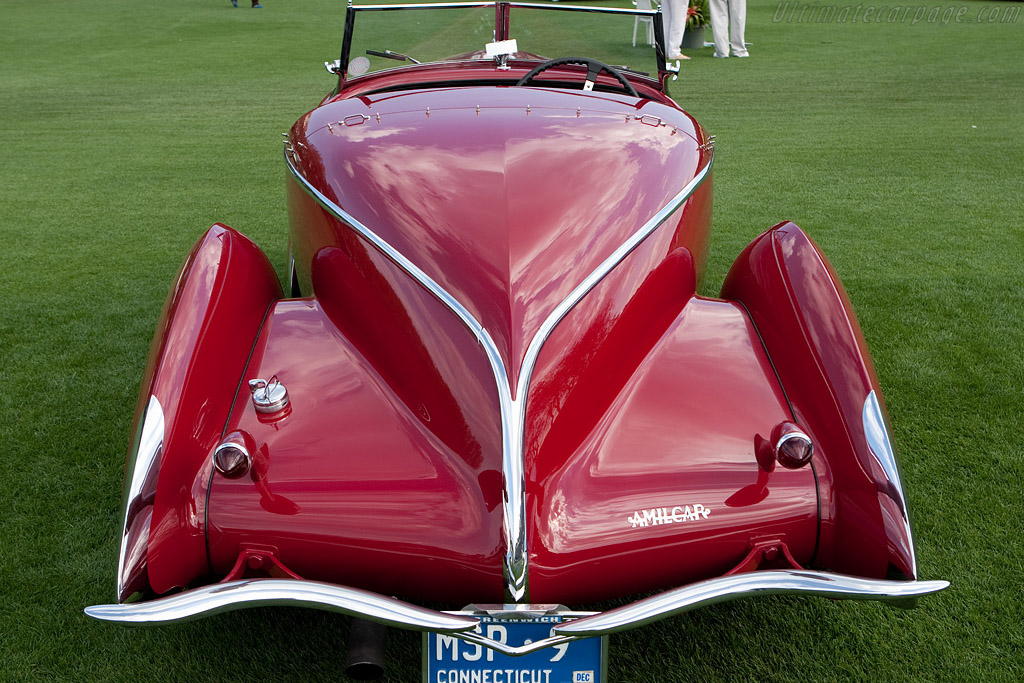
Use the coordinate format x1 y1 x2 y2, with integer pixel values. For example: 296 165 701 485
424 613 606 683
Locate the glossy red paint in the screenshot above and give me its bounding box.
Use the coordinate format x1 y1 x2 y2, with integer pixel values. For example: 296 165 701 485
206 299 506 602
118 507 152 600
112 36 923 614
288 79 710 388
204 238 816 604
135 225 281 598
721 222 916 580
525 247 817 603
201 59 822 605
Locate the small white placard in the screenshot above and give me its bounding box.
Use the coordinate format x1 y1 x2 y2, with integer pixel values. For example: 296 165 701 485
485 39 519 57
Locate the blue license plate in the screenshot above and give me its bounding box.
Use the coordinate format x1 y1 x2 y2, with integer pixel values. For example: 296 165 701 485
424 613 606 683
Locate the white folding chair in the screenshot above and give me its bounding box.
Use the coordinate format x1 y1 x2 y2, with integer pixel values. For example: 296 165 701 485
632 0 656 47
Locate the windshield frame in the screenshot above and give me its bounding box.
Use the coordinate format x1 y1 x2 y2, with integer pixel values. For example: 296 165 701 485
338 1 668 91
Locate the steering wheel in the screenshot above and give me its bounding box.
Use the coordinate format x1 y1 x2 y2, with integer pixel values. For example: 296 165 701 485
516 57 639 98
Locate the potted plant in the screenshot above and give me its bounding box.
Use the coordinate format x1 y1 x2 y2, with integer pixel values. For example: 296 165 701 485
681 0 709 50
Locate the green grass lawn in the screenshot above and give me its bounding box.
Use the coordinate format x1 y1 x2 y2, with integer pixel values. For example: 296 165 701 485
1 0 1022 680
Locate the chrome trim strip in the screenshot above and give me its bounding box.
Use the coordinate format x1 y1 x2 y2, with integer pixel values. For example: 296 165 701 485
117 395 164 601
86 579 479 632
285 146 712 602
504 158 712 599
287 247 299 297
863 389 917 576
285 153 523 599
517 160 711 402
863 390 904 497
553 570 949 637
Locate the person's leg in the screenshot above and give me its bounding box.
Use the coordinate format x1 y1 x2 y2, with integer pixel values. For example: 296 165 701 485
676 0 690 55
659 0 675 56
731 0 748 56
709 0 730 57
666 0 690 58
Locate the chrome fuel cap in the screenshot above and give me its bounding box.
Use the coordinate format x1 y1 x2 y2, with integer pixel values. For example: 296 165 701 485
249 376 289 414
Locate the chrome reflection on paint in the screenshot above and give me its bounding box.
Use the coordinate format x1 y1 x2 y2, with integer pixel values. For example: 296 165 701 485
86 578 479 632
553 570 950 637
117 395 164 602
285 147 712 603
863 389 916 576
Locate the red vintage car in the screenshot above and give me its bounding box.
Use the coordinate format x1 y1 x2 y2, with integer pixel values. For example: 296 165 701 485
87 2 947 679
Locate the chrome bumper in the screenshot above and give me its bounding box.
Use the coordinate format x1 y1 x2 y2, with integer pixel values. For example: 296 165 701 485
86 570 948 656
85 579 478 632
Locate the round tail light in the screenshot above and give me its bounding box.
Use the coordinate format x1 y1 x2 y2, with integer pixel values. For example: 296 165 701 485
214 442 251 478
772 422 814 469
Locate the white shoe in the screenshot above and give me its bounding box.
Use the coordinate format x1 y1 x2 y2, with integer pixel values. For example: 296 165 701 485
734 51 750 58
713 53 729 58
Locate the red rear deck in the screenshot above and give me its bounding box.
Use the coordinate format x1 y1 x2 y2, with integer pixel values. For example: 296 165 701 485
207 293 817 604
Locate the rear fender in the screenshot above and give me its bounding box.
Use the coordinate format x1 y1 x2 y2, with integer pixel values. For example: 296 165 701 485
721 222 917 581
117 224 282 602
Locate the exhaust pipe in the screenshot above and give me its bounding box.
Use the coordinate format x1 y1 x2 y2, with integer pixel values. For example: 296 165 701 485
345 618 387 680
